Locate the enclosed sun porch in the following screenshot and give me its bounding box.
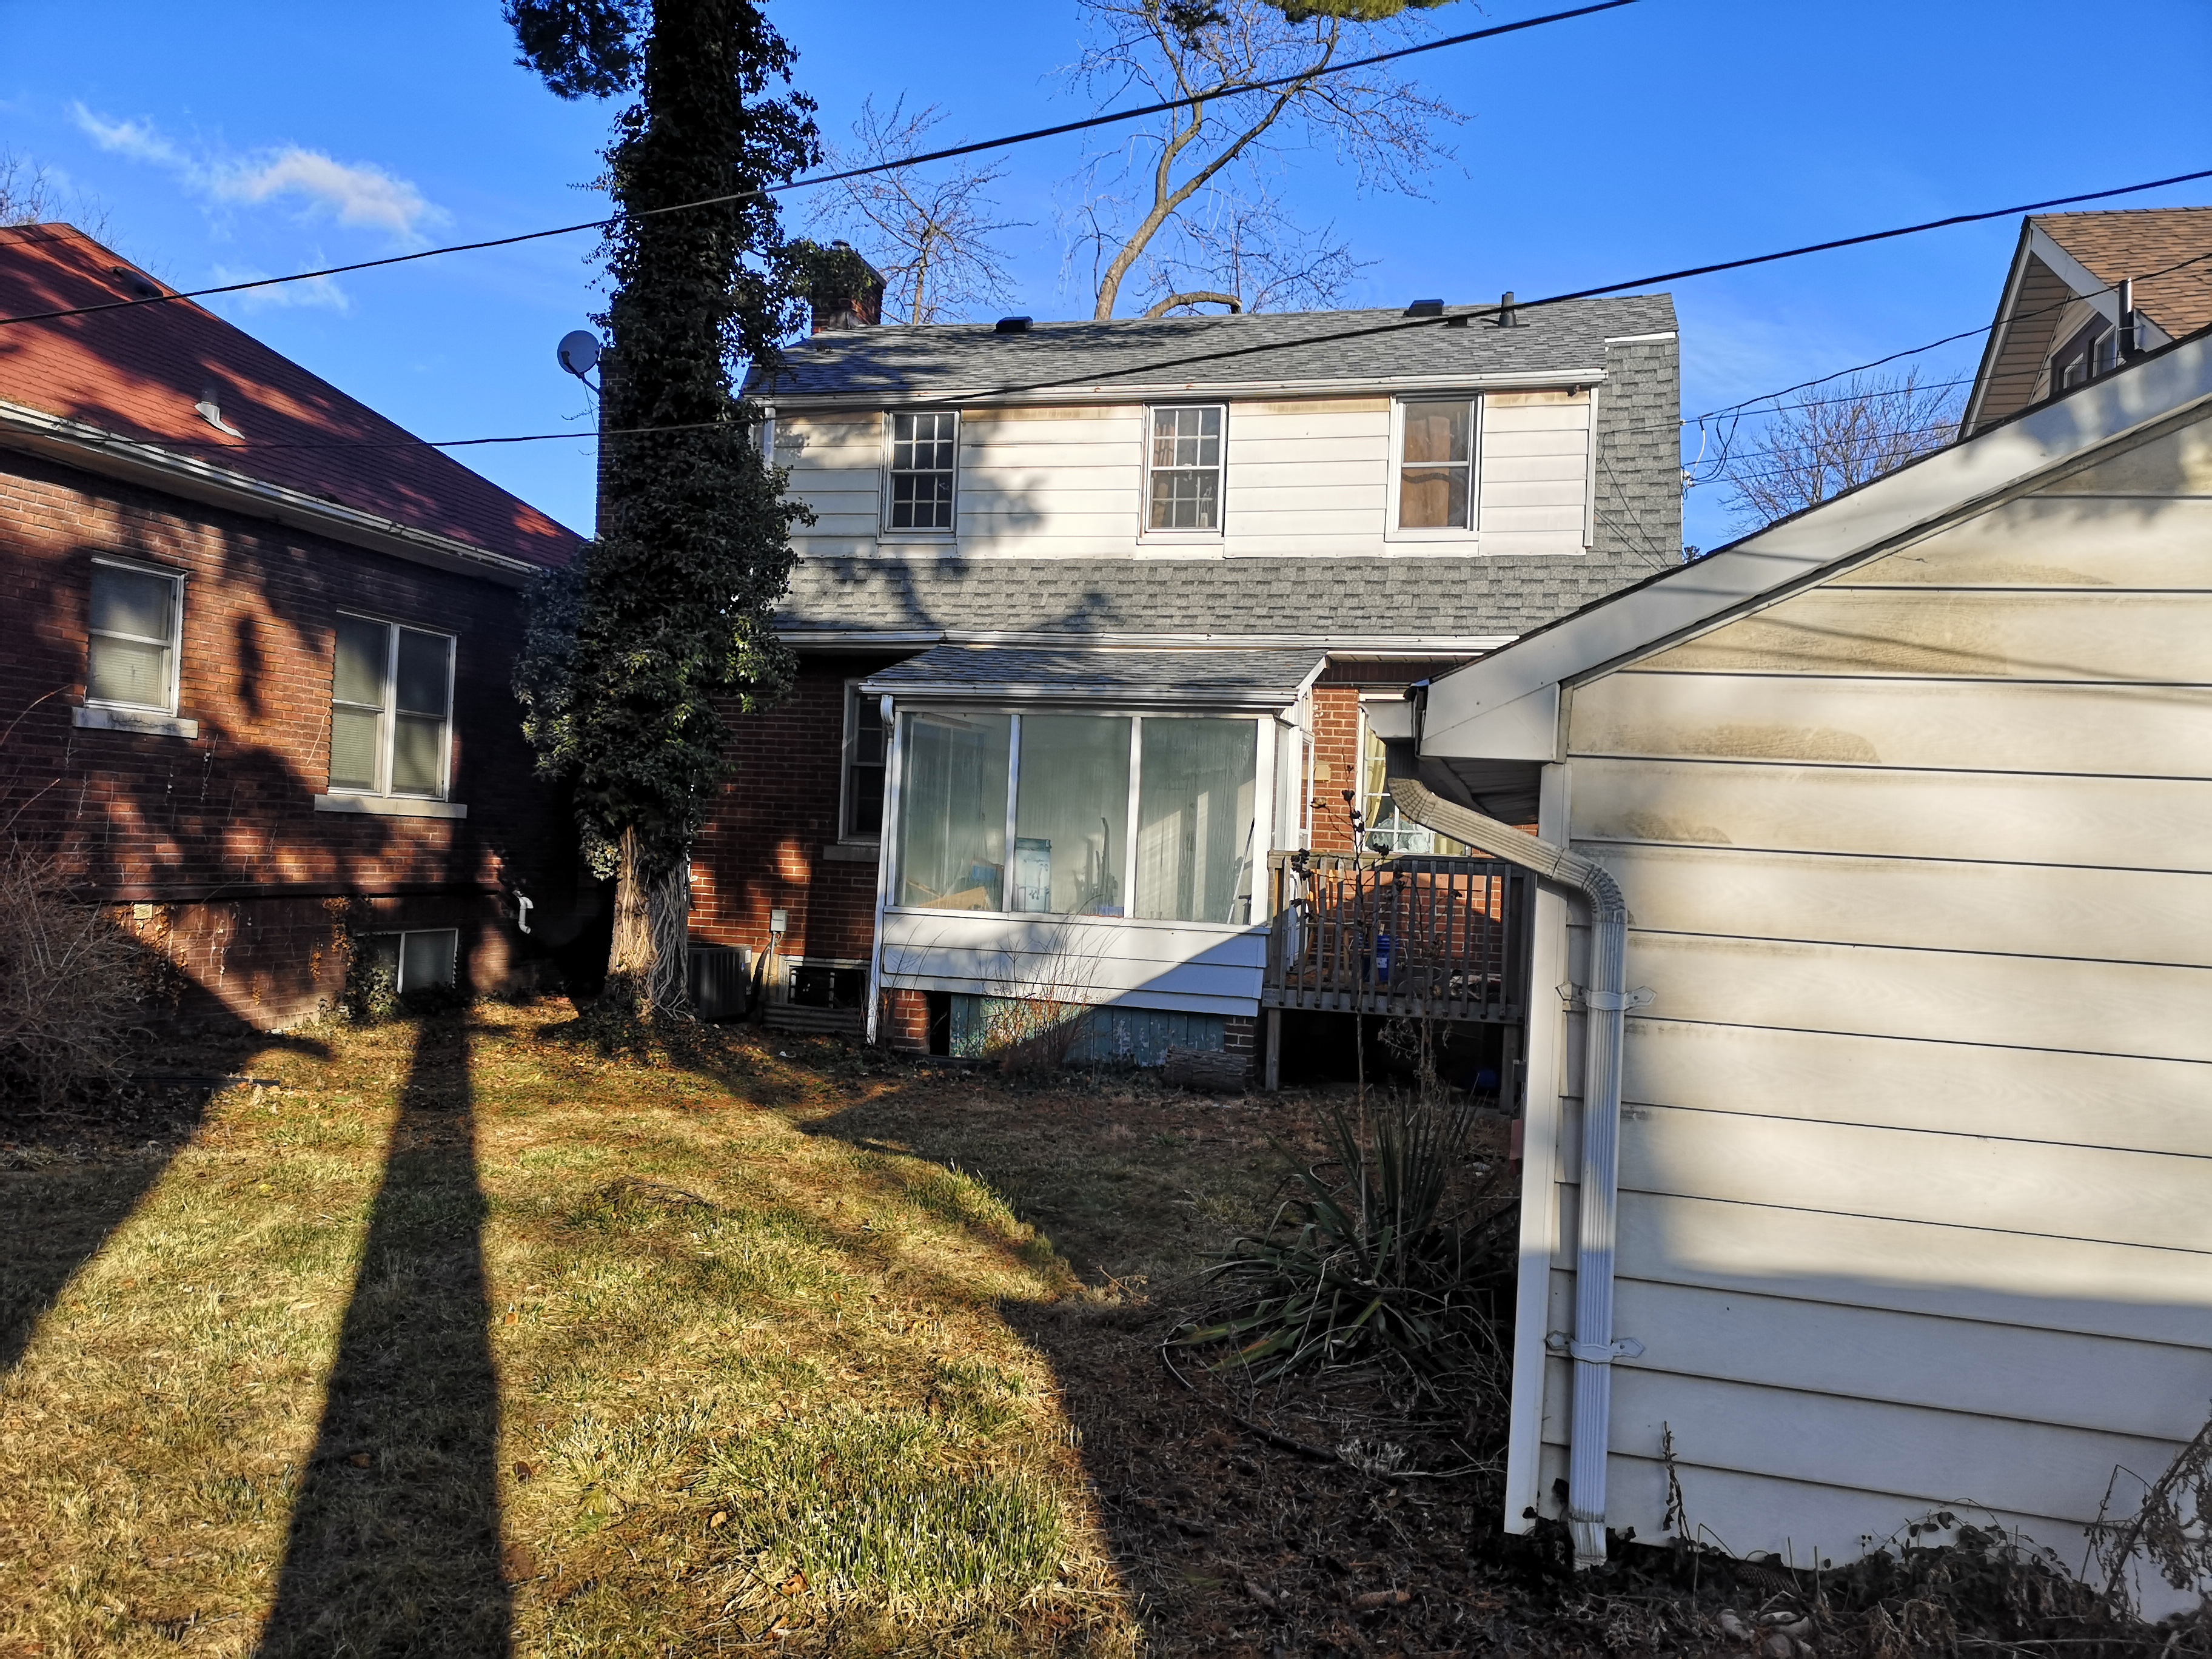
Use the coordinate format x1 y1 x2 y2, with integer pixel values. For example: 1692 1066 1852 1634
858 645 1533 1090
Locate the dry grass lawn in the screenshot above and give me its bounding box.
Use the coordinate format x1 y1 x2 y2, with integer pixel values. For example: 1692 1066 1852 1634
2 1002 1219 1656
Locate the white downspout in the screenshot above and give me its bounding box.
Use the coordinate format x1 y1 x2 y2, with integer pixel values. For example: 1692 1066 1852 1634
1386 769 1638 1568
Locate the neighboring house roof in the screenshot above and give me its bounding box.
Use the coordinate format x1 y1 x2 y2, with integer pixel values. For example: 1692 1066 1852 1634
1421 320 2212 766
0 223 581 575
751 293 1677 404
859 643 1328 708
1965 207 2212 435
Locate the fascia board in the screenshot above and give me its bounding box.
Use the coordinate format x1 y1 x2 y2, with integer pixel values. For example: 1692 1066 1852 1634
856 682 1303 711
760 367 1607 414
0 400 548 588
2026 224 2116 319
1421 332 2212 760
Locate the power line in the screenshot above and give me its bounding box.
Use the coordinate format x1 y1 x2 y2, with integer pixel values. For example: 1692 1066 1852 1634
0 0 1638 332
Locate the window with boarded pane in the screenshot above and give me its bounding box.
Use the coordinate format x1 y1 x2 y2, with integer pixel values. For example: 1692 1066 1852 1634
1396 398 1475 530
842 682 886 840
86 560 183 712
886 411 957 531
1147 404 1224 531
329 615 455 798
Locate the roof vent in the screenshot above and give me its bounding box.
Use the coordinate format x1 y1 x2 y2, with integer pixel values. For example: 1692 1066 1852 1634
1403 298 1444 318
193 384 244 438
108 264 159 300
1495 290 1518 327
994 315 1033 334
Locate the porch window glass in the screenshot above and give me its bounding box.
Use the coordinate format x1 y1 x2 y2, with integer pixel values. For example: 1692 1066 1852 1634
897 712 1010 910
1013 715 1130 915
887 411 957 531
1136 717 1258 924
1398 399 1473 529
87 561 182 712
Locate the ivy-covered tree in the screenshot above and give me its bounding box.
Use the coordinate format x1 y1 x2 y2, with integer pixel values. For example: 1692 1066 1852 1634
507 0 819 1018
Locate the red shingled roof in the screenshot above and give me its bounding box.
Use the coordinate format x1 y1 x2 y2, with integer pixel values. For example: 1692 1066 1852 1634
0 223 581 568
2032 207 2212 343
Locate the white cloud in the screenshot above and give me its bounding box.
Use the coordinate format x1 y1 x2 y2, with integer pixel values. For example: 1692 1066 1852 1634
72 104 444 243
209 264 351 313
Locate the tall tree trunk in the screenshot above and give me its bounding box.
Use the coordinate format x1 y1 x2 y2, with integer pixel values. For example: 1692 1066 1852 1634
606 825 693 1021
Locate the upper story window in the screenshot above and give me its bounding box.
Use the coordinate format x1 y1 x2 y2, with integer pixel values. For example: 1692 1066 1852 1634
886 410 957 531
1146 404 1225 532
330 614 455 799
86 557 184 714
842 682 886 841
2054 317 2119 392
1394 397 1478 533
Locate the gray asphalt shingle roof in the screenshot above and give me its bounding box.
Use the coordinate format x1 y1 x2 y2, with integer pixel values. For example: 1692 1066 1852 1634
858 643 1328 706
752 293 1675 401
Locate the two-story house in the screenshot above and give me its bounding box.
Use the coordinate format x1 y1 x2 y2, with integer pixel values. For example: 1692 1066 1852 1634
1 223 588 1030
690 281 1681 1067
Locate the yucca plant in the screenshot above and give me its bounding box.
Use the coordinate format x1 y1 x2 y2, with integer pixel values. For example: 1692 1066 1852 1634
1176 1086 1515 1406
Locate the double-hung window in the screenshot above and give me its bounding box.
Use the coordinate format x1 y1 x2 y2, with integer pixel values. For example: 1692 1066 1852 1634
86 558 184 714
841 682 887 841
330 614 455 799
1392 397 1478 534
1145 404 1225 533
886 411 957 531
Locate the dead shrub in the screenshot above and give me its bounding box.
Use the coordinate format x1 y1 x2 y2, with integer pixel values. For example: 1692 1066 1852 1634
0 851 161 1105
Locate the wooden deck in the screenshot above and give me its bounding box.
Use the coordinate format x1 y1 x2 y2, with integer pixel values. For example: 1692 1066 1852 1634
1260 851 1530 1024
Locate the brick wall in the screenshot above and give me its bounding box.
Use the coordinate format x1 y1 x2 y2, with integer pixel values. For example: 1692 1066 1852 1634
882 986 931 1053
1305 683 1366 857
690 652 907 967
0 450 577 1025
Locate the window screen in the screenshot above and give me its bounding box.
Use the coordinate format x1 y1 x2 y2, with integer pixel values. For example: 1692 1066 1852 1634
1136 717 1258 924
1012 715 1130 916
329 615 454 797
1398 400 1473 529
87 562 181 711
888 411 957 530
1147 405 1224 531
897 712 1010 910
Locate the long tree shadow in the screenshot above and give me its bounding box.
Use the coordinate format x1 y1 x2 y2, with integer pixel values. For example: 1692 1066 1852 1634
257 1014 510 1657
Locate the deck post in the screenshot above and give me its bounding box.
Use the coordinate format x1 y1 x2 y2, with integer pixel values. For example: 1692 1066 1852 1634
1264 1007 1281 1091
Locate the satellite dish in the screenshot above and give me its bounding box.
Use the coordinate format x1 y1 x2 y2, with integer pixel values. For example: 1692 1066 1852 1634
557 329 602 380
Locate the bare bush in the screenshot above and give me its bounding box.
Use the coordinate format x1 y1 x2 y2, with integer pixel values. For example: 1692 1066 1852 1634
0 852 157 1105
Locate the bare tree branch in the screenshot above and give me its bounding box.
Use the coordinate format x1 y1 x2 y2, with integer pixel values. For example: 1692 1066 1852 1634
1718 369 1965 530
0 149 116 247
803 97 1024 324
1063 0 1461 318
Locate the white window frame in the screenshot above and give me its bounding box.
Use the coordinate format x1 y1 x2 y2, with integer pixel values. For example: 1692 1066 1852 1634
839 680 886 845
327 611 458 801
1139 402 1228 542
886 706 1270 930
881 409 959 537
85 555 186 716
1386 394 1483 543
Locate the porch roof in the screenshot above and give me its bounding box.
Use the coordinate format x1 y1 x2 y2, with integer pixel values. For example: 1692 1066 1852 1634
857 643 1327 709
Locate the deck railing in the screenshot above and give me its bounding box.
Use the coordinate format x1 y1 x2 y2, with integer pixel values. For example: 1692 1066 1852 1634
1261 851 1530 1023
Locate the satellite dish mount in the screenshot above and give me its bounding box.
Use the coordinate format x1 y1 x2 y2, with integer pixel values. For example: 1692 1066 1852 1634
557 329 603 386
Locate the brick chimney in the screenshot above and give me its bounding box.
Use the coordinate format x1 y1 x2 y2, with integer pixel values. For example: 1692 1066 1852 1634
806 240 885 333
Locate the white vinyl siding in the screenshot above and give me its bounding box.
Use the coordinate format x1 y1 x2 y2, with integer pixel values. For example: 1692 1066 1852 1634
778 389 1594 560
1526 406 2212 1583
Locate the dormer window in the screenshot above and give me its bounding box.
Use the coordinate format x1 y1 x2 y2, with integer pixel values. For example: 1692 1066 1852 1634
886 411 957 532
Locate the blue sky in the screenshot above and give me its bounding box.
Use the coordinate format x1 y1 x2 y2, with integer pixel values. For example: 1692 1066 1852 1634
4 0 2208 549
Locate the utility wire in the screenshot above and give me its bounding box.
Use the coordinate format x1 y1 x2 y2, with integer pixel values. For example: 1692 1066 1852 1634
0 0 1637 331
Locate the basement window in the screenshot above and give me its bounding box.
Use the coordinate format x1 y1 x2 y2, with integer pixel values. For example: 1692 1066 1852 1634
355 928 459 994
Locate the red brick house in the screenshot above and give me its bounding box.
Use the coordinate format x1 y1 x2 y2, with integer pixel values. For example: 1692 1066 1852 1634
0 223 588 1030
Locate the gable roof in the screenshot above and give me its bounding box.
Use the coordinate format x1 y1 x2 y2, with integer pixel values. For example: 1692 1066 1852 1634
1965 207 2212 435
0 223 581 575
750 293 1676 404
1420 323 2212 763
